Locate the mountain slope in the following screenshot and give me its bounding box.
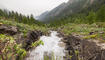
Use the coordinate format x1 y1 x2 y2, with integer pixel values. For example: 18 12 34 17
38 0 105 22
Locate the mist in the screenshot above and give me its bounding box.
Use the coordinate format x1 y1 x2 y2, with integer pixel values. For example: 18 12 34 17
0 0 68 16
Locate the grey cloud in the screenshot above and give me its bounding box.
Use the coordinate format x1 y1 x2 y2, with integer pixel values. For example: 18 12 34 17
0 0 68 16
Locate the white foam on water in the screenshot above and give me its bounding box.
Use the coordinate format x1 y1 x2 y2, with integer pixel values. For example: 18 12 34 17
26 31 65 60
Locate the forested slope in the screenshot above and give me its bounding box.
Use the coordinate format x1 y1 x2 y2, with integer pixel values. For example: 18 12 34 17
38 0 105 23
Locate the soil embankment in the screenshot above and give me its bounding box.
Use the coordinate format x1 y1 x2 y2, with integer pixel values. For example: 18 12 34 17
60 33 105 60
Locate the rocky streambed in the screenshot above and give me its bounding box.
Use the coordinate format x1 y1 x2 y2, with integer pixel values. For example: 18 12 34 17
26 31 66 60
0 24 105 60
26 30 105 60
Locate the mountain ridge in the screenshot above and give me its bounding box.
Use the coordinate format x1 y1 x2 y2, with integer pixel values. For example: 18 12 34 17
38 0 104 23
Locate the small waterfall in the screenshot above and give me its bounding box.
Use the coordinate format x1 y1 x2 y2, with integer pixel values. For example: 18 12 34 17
26 31 65 60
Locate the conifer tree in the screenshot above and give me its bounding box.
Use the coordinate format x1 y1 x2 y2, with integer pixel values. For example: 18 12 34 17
96 5 105 22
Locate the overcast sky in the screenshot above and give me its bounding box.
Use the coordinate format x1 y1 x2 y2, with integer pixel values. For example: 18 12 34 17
0 0 68 16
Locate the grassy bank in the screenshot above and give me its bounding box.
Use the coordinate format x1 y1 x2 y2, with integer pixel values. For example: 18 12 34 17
0 19 48 36
0 17 105 60
0 19 48 60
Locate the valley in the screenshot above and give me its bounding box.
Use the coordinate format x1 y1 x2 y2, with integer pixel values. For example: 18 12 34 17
0 0 105 60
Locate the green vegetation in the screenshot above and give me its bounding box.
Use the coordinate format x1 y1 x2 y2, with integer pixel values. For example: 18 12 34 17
45 4 105 43
0 19 48 35
48 4 105 27
31 40 44 47
58 23 105 35
0 0 105 60
0 19 48 60
46 4 105 40
44 52 62 60
83 34 97 39
0 34 26 60
0 9 44 25
0 16 47 60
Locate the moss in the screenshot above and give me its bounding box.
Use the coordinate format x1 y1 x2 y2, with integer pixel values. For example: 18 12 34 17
69 56 73 59
75 50 79 55
83 34 97 39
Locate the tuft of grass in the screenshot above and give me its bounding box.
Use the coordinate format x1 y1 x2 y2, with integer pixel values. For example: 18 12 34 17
83 34 97 39
31 40 44 47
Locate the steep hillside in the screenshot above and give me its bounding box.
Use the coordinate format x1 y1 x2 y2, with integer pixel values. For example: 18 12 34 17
38 0 104 22
37 11 49 21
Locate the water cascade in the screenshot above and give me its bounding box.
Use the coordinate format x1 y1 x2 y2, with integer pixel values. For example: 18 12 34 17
26 31 66 60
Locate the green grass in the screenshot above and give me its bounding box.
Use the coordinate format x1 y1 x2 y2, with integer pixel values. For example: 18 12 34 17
0 19 49 36
0 19 48 60
31 40 44 47
59 23 105 43
0 18 105 60
61 23 105 35
0 19 49 60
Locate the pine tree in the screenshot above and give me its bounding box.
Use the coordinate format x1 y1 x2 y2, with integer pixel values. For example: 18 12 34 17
30 14 35 24
87 11 96 24
96 5 105 22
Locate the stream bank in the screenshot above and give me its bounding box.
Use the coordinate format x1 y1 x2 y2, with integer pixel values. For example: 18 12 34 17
0 24 44 60
61 33 105 60
26 30 105 60
1 24 105 60
26 31 66 60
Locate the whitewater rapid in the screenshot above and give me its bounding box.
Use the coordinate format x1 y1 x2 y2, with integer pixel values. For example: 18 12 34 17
26 31 66 60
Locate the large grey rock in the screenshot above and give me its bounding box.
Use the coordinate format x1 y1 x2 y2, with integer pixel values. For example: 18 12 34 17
0 25 18 35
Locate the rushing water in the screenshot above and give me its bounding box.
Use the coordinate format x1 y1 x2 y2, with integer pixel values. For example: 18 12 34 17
26 31 65 60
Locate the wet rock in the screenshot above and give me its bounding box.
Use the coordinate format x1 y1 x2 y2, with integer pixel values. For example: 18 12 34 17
24 31 43 50
99 31 104 34
57 31 65 38
62 34 105 60
61 38 68 43
89 32 94 35
0 25 18 35
58 42 66 47
14 33 25 44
